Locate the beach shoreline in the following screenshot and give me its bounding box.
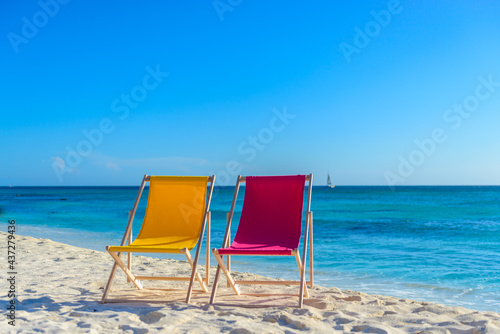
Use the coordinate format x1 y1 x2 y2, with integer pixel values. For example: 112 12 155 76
1 232 499 333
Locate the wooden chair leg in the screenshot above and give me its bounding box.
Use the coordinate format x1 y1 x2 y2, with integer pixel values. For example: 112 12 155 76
183 248 208 293
206 212 210 286
226 212 231 287
213 249 240 295
309 211 313 288
210 262 222 304
101 262 119 303
295 252 309 299
299 270 307 308
107 249 143 290
127 253 132 284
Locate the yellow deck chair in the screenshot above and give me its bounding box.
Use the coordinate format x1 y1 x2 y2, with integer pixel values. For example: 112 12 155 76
101 175 215 304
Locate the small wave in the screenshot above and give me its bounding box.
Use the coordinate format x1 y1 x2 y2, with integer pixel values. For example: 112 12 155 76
404 283 468 293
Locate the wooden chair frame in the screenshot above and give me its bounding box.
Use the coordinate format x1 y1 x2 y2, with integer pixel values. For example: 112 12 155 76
210 174 313 308
101 174 215 304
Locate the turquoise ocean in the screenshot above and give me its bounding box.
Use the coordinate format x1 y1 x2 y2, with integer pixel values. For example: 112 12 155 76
1 186 499 313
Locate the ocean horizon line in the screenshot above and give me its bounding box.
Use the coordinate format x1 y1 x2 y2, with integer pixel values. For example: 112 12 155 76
2 184 500 188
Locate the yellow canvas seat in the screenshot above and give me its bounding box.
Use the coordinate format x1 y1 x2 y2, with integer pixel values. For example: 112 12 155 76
101 175 215 304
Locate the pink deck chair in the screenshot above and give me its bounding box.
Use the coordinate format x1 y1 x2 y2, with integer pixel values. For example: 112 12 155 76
210 174 313 308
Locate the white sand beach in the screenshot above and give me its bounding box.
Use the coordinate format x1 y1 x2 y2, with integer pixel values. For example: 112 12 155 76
1 232 499 333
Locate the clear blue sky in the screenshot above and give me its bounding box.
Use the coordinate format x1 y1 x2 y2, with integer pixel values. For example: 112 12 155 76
2 1 500 186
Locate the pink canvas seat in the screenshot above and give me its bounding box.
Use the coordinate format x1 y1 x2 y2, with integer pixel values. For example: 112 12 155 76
217 243 295 255
218 175 305 256
210 174 314 308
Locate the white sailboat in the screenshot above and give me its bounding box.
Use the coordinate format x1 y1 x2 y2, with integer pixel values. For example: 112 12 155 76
327 172 335 188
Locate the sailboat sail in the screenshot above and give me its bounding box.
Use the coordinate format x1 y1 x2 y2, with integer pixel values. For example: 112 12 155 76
327 172 334 188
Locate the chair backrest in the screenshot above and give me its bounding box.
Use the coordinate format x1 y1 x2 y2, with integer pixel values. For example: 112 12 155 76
232 175 306 249
135 176 209 247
